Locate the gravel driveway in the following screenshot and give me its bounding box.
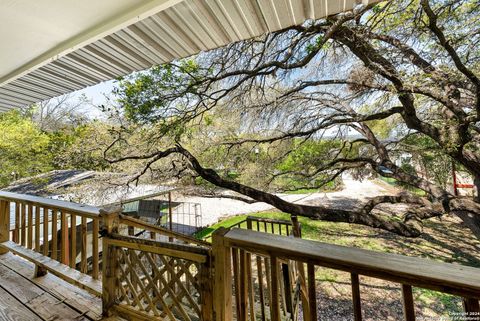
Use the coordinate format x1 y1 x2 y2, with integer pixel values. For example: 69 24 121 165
176 175 399 226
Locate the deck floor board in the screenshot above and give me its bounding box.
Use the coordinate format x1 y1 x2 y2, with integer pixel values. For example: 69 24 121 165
0 252 102 320
0 286 42 321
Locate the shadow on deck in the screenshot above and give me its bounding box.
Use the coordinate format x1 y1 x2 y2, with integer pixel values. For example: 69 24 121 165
0 253 120 321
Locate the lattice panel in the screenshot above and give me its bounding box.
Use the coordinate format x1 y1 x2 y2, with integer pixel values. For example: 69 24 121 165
116 247 202 321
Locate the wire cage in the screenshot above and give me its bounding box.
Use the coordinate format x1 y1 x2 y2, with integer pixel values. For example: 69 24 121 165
121 196 202 236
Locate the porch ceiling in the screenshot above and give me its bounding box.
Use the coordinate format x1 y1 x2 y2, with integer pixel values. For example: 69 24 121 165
0 0 379 112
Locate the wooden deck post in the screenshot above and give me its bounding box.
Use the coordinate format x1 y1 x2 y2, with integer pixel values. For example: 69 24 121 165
212 228 233 321
401 284 416 321
13 203 19 243
100 207 121 317
199 253 214 321
102 237 118 317
0 200 10 254
168 192 173 232
351 272 362 321
291 215 311 321
60 211 69 265
291 215 302 238
463 298 480 314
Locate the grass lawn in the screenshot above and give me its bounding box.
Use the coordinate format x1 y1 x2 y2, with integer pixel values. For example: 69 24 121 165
197 210 480 319
283 187 322 194
379 176 427 196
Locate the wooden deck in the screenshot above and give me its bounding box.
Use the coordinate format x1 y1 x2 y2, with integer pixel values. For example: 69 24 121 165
0 252 120 321
0 193 478 321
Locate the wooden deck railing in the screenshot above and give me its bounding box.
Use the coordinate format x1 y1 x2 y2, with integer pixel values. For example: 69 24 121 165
203 215 301 242
213 228 480 321
118 214 209 247
2 191 480 321
0 191 102 278
102 212 213 320
0 191 213 318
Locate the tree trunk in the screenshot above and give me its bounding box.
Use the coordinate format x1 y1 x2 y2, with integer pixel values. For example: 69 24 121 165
454 212 480 240
474 176 480 203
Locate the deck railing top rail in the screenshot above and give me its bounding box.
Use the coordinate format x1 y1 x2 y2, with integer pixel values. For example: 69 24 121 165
118 214 210 246
0 191 101 218
108 233 211 262
223 228 480 300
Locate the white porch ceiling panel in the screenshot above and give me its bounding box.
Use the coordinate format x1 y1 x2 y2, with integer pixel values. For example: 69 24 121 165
0 0 379 111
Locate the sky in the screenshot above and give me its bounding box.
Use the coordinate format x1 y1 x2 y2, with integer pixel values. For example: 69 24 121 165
65 79 116 118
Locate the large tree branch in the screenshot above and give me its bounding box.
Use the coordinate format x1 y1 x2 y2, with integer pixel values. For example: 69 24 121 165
199 11 361 85
420 0 480 118
173 144 441 237
333 27 441 139
333 25 480 179
104 139 480 238
420 0 480 87
221 106 403 146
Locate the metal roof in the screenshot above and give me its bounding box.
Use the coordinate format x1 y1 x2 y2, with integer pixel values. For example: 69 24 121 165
0 0 379 112
2 169 175 206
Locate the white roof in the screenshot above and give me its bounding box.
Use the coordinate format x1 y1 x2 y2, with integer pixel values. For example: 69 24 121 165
0 0 380 111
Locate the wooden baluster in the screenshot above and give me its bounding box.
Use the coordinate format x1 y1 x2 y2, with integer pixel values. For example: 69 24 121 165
0 200 10 254
245 216 254 320
351 273 362 321
70 213 77 269
463 298 480 316
282 262 293 317
43 208 49 256
288 260 299 318
14 202 19 243
168 191 173 235
92 218 99 279
60 211 69 265
128 228 136 291
297 260 311 321
270 256 280 321
232 248 242 320
35 206 41 252
81 217 87 273
278 261 288 318
401 284 415 321
238 249 249 321
212 228 233 321
307 263 318 321
51 209 58 260
256 256 266 321
246 255 256 321
21 203 26 247
27 204 33 249
265 257 272 314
